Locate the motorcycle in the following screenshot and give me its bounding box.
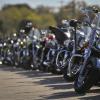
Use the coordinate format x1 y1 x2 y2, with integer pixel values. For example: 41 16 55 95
47 26 70 74
74 7 100 94
63 19 86 81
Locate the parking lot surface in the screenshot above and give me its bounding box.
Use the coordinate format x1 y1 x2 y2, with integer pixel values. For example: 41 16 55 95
0 65 100 100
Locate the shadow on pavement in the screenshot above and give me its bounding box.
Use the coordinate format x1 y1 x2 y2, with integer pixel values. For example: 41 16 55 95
88 88 100 93
41 91 85 100
79 95 100 100
0 65 100 100
42 88 100 100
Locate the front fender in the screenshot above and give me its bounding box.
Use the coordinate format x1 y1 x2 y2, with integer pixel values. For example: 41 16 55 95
69 54 83 64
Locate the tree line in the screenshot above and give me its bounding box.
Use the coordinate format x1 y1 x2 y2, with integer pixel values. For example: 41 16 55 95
0 0 100 37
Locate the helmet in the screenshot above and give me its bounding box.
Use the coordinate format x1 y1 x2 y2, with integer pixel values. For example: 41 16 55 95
69 19 78 27
25 22 33 28
24 21 33 33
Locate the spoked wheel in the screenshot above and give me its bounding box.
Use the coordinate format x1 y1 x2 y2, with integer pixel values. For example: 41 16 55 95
74 63 99 94
63 56 83 82
56 50 68 71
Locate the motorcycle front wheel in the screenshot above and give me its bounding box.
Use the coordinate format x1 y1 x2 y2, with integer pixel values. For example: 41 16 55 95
74 63 99 94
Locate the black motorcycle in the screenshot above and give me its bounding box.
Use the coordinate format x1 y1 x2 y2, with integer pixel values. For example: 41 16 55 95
74 8 100 94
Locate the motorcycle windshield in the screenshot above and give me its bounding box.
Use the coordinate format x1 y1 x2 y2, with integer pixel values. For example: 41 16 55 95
80 25 92 42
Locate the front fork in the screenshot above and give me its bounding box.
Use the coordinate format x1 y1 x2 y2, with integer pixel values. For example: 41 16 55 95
80 48 91 76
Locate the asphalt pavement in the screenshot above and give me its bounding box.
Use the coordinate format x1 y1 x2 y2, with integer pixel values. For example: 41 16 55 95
0 65 100 100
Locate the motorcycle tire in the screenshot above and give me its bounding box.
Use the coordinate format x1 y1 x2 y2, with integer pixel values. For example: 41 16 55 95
63 66 76 82
74 63 99 94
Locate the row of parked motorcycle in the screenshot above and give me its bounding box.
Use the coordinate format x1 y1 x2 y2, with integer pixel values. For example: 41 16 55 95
0 7 100 94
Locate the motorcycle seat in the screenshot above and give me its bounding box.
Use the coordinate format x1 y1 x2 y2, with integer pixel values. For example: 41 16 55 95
49 26 68 45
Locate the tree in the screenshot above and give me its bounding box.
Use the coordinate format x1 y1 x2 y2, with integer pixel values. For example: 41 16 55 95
0 4 56 36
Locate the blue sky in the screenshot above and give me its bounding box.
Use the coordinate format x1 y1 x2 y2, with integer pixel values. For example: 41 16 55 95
0 0 100 9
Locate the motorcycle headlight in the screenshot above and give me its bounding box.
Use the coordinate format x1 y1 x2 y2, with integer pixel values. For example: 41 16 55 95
36 45 40 49
23 39 26 42
18 38 21 42
11 40 14 44
4 43 6 46
0 61 2 65
21 41 24 45
33 35 37 40
16 42 19 46
13 33 17 37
